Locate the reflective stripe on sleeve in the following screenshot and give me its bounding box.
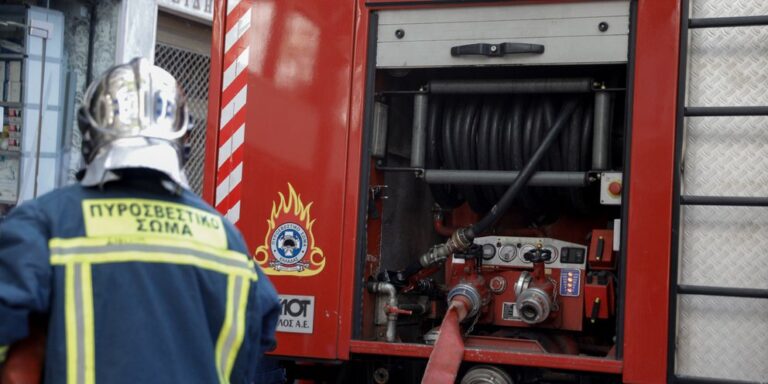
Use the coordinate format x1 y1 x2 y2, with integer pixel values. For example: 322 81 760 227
215 275 250 383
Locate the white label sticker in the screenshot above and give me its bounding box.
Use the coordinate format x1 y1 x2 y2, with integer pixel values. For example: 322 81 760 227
502 302 520 321
452 255 465 264
157 0 213 23
277 295 314 334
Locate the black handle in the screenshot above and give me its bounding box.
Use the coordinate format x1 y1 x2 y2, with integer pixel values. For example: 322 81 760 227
590 298 601 323
451 42 545 57
596 237 604 262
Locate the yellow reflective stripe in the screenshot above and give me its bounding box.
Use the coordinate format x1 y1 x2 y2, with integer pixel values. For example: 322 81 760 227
224 277 250 378
50 235 246 264
65 263 77 384
52 252 256 281
0 345 8 363
215 275 250 383
81 263 95 384
53 236 258 382
49 237 258 281
64 263 96 384
215 275 237 384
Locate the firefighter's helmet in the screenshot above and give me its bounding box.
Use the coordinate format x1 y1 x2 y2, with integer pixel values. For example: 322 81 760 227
77 57 189 187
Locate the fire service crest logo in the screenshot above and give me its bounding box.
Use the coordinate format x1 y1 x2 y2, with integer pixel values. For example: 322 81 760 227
254 183 325 276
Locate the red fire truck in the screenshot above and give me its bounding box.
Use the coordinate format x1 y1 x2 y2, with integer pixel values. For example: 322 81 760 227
205 0 768 383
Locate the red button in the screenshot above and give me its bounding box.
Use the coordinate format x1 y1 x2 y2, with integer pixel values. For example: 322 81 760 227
608 181 622 196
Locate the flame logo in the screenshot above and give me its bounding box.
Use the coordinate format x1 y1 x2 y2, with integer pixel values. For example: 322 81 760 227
254 183 325 276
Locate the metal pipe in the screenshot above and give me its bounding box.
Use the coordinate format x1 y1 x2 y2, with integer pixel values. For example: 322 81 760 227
367 282 399 343
423 170 590 187
33 34 48 198
685 106 768 117
410 93 428 168
592 90 611 170
689 15 768 29
371 101 389 158
433 210 458 237
681 195 768 207
677 284 768 299
86 3 97 84
429 78 593 94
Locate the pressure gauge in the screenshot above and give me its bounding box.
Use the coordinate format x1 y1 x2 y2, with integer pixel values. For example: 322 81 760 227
498 245 517 262
481 244 497 260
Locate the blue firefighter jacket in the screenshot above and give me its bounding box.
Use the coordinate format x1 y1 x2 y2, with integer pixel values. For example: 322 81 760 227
0 178 281 383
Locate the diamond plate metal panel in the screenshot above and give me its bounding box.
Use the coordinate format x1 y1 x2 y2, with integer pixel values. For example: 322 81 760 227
691 0 768 18
676 295 768 382
684 1 768 197
676 1 768 380
687 26 768 108
683 116 768 197
681 206 768 290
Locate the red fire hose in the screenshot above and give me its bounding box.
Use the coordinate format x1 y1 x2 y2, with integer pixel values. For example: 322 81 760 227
421 299 470 383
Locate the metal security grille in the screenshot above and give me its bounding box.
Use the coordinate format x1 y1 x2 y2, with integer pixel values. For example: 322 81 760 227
155 42 210 195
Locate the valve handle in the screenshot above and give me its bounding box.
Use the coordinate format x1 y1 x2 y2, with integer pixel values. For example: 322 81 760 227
453 244 483 260
523 248 552 263
385 305 413 316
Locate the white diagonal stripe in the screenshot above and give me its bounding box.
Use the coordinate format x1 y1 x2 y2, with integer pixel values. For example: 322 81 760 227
217 136 233 169
218 123 245 168
226 0 242 15
222 47 250 90
231 123 245 153
216 178 229 206
228 162 243 191
215 162 244 206
220 85 248 128
227 201 241 224
224 8 251 52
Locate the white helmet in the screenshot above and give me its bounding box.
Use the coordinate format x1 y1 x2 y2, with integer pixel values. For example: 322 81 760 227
78 57 190 187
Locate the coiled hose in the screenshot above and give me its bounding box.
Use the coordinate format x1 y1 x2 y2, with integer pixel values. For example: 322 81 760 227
425 95 594 216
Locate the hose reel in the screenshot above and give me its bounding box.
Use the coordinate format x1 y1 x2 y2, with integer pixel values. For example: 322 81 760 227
392 77 614 218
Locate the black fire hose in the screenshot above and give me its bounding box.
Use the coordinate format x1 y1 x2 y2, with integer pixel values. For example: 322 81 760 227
398 100 581 282
470 99 579 236
427 94 592 215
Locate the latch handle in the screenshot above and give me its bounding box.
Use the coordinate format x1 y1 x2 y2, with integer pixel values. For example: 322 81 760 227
450 42 545 57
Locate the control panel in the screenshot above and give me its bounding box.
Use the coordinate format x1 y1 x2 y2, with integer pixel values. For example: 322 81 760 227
473 236 588 270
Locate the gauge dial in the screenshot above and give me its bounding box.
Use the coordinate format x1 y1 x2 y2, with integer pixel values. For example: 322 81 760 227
498 245 517 262
481 244 496 260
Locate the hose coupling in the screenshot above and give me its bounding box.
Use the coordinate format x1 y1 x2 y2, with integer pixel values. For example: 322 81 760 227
447 283 481 321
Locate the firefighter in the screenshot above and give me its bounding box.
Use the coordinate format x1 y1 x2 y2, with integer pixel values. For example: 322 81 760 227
0 58 283 383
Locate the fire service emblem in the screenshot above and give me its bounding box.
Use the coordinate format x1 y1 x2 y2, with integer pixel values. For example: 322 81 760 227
254 183 325 276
